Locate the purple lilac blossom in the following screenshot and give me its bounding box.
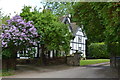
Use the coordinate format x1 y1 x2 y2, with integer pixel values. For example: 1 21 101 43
1 15 38 48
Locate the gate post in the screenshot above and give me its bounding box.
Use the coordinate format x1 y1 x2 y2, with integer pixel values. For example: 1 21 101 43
116 57 120 79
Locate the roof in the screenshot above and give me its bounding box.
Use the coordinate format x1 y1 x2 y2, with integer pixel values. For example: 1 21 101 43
70 23 79 35
60 16 87 38
59 16 67 22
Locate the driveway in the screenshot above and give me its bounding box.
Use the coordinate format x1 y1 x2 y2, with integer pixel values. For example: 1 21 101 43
3 63 118 78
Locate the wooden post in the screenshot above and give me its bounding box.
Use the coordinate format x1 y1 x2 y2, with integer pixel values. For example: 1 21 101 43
118 59 120 79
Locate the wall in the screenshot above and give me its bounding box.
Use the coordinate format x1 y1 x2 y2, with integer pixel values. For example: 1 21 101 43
67 53 80 66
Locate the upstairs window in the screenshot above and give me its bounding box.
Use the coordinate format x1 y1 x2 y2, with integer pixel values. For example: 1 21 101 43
78 37 82 42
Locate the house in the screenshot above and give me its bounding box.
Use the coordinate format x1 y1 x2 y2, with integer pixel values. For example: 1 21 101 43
61 15 87 58
17 15 87 59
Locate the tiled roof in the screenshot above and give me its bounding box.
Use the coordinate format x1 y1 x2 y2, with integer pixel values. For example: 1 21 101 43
70 23 79 35
60 16 86 36
59 16 66 22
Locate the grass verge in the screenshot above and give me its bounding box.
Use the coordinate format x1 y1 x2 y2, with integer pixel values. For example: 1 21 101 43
80 59 110 66
0 70 14 76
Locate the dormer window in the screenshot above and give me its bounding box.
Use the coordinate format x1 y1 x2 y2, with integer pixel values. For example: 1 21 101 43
78 37 82 42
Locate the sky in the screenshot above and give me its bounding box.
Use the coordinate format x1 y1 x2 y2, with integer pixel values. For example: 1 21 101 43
0 0 44 17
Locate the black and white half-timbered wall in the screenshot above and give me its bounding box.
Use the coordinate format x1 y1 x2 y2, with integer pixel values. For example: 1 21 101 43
61 14 87 58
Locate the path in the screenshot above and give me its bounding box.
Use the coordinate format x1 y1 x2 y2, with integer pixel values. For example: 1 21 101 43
3 63 118 78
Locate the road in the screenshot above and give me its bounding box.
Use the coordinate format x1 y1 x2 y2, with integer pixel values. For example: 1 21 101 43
3 63 118 78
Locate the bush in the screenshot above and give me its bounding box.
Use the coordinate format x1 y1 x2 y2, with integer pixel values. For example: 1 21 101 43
109 42 120 56
88 42 109 58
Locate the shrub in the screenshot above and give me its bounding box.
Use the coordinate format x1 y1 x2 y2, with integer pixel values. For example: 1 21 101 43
109 42 120 56
1 15 38 58
88 42 109 58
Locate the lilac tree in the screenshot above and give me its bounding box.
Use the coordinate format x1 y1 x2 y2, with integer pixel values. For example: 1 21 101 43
1 15 38 58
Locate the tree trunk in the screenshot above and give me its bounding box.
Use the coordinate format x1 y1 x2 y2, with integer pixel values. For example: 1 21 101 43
48 50 50 59
40 44 45 65
108 43 116 68
2 50 17 71
37 43 40 58
56 50 58 57
11 50 17 70
53 50 55 59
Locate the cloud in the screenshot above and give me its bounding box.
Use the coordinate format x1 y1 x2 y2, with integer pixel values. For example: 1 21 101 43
0 0 43 17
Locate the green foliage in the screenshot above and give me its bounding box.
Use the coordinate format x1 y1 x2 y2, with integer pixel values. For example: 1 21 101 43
44 2 75 16
108 42 120 56
0 69 14 76
2 49 12 58
2 44 18 58
1 16 10 25
88 42 109 58
73 3 106 43
20 6 72 52
73 2 120 55
0 72 14 76
0 9 10 26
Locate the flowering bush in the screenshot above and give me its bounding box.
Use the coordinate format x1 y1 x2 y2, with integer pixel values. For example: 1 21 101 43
1 15 38 57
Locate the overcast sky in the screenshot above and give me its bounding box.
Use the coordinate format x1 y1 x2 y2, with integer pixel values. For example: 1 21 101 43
0 0 44 17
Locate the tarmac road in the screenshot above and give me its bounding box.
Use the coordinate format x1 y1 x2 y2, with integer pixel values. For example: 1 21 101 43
3 63 118 78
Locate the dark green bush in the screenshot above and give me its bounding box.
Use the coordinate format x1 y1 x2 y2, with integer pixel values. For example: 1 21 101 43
88 42 109 58
109 42 120 56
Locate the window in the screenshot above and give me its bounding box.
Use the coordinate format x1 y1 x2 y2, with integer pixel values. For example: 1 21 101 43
78 47 81 51
78 37 82 42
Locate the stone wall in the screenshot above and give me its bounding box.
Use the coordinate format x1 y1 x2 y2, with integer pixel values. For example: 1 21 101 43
67 53 80 66
17 58 39 65
45 57 66 65
2 59 16 70
17 57 66 65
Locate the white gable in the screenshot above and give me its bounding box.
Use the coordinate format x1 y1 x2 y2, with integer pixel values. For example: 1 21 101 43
70 27 87 58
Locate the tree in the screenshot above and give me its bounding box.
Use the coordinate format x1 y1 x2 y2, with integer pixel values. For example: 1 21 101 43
20 6 72 65
1 15 38 69
0 9 10 26
43 2 75 17
73 2 120 43
73 2 120 67
90 2 120 67
73 3 106 44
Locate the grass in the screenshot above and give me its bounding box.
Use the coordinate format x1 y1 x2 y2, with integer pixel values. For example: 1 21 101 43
80 59 110 66
0 70 14 76
0 72 14 76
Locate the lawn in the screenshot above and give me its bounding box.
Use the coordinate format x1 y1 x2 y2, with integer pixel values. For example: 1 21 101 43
80 59 110 66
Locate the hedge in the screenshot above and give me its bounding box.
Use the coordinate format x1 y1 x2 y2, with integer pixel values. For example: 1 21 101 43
109 42 120 56
88 42 109 58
